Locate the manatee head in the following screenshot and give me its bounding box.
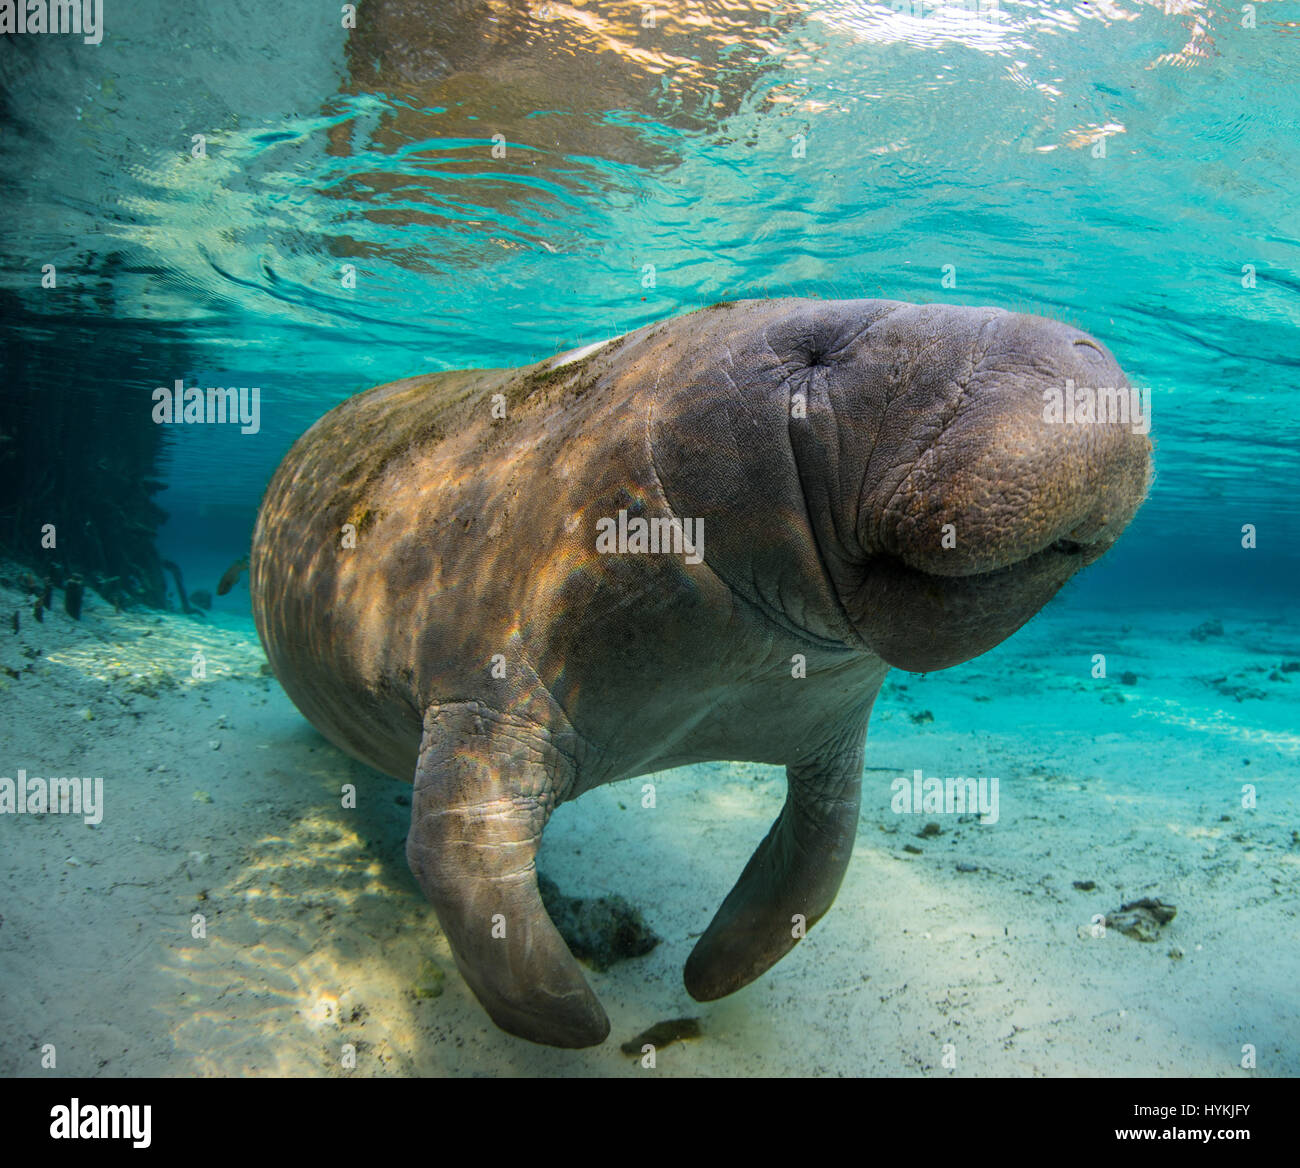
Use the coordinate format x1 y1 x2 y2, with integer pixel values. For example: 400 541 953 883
844 303 1152 670
648 299 1152 669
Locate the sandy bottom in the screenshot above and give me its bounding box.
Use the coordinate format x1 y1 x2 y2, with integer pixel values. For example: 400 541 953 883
1 568 1297 1077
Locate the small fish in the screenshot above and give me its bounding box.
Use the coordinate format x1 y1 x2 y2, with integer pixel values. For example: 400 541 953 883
217 557 249 596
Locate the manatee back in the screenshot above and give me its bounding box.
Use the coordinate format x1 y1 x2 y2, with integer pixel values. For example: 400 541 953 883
250 368 499 776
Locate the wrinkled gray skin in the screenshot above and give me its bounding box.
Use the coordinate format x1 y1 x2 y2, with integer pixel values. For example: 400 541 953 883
251 299 1151 1047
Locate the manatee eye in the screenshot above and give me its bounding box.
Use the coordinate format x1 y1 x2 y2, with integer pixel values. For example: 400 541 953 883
1072 338 1104 357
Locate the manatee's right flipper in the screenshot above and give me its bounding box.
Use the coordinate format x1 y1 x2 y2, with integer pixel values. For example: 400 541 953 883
405 701 609 1048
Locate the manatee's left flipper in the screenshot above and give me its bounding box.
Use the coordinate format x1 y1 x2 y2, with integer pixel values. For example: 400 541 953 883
405 700 610 1048
684 728 867 1001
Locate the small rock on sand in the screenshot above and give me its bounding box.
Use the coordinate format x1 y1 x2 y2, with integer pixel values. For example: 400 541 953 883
1105 897 1177 942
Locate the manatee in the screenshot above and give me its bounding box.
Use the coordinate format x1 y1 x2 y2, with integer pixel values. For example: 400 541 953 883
250 298 1151 1048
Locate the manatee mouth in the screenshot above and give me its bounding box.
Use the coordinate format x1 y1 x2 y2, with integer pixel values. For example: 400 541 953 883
997 532 1108 577
850 532 1109 671
990 534 1097 571
884 528 1106 584
902 532 1102 590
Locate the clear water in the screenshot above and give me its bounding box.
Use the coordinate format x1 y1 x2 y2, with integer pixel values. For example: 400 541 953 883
1 1 1298 1076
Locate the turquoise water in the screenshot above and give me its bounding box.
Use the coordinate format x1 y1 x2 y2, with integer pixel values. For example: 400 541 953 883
1 1 1298 1076
2 1 1297 607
